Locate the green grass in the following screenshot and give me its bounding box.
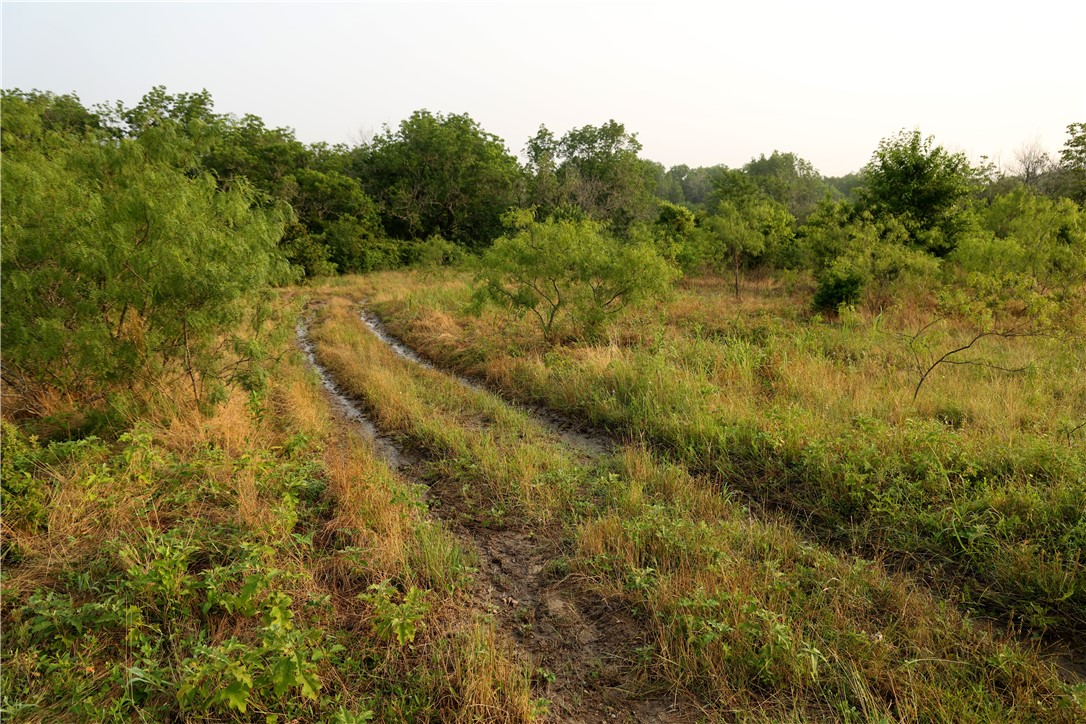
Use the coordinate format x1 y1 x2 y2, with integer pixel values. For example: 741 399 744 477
302 282 1085 721
362 269 1086 639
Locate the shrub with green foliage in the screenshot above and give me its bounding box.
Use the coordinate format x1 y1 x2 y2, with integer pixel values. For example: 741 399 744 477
813 261 866 312
406 233 466 270
473 210 679 341
955 186 1086 290
857 129 976 256
0 421 49 538
1 91 289 411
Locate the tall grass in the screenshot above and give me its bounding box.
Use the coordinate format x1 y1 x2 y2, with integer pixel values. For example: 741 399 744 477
305 283 1085 721
362 269 1086 638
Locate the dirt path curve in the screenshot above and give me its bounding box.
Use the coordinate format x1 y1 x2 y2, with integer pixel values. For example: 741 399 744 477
299 312 696 723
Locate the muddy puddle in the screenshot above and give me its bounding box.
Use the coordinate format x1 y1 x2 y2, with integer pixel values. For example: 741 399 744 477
296 318 405 470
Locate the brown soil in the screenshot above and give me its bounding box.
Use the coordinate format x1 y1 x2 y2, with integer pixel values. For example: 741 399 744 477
421 462 696 723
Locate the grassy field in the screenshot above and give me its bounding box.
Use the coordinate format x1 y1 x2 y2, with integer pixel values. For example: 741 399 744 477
361 270 1086 640
305 277 1081 720
1 297 534 722
3 273 1084 721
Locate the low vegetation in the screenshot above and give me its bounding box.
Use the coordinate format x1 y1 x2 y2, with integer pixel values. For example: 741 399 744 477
1 306 537 721
4 86 1085 720
366 270 1086 639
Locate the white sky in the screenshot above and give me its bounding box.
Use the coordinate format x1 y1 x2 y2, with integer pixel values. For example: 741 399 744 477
3 1 1084 176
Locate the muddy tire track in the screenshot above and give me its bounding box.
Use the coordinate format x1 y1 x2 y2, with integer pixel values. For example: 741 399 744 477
299 314 695 723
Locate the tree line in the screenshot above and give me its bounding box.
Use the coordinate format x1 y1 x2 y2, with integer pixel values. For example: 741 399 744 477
3 86 1085 419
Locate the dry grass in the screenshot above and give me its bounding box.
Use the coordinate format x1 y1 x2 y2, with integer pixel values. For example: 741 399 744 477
1 298 535 722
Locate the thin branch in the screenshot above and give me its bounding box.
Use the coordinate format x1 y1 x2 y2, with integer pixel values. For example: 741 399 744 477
904 317 944 344
1065 420 1086 446
912 328 1037 401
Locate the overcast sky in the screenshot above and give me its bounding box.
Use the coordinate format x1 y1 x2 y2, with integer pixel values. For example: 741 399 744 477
3 1 1084 176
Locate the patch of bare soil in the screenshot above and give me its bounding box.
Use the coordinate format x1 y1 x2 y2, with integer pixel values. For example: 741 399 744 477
422 469 696 723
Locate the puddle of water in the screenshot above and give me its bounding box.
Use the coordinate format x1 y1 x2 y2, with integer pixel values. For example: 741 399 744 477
360 310 432 366
296 319 404 470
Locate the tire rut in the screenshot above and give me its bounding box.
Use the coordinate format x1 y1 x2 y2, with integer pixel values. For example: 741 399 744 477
299 312 695 723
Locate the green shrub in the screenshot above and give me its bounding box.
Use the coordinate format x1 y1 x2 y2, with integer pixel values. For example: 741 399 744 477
473 210 679 341
1 93 289 409
0 422 48 534
813 260 865 312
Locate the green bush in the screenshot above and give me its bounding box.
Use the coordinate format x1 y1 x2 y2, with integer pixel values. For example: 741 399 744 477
406 233 466 270
1 92 289 409
813 259 865 312
473 210 679 341
0 421 48 534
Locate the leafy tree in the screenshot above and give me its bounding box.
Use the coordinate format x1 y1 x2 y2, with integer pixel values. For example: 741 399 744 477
279 220 338 278
307 141 354 176
709 168 764 212
824 172 864 201
204 113 312 196
92 88 348 279
625 201 701 274
704 166 800 287
406 233 466 270
743 151 833 221
676 165 725 207
95 86 224 170
699 198 796 298
801 201 910 274
1 90 101 138
473 210 678 341
1 91 288 414
1056 122 1086 203
285 169 387 273
525 121 656 233
524 124 562 210
857 129 975 256
797 199 855 272
353 110 523 247
647 160 685 204
701 204 766 299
